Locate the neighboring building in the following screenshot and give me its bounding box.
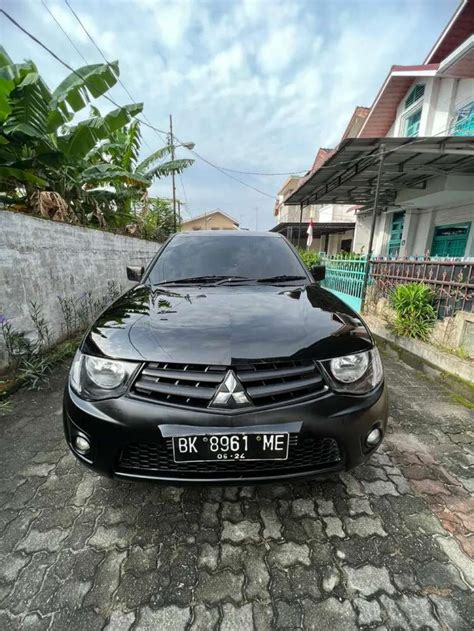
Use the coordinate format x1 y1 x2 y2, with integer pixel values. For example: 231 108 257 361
271 109 370 254
274 175 304 223
352 0 474 258
181 209 239 231
281 0 474 259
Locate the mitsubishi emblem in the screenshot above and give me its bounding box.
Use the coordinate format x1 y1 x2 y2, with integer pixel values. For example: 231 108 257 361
210 370 252 408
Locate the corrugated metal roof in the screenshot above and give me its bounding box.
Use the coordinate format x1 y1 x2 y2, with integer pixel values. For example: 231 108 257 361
284 136 474 206
270 221 355 236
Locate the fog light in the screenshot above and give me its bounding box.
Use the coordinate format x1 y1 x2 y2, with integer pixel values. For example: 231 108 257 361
74 435 91 454
366 428 382 447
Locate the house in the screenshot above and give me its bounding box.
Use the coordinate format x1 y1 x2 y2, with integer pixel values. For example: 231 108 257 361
353 1 474 259
283 0 474 260
271 109 370 254
181 209 239 231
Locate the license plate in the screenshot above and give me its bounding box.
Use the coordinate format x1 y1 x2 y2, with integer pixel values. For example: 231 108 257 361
172 433 289 463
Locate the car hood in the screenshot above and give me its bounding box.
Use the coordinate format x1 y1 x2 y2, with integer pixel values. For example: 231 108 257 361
82 284 373 364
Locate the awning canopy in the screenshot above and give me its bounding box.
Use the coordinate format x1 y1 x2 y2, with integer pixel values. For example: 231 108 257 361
270 221 355 239
284 136 474 207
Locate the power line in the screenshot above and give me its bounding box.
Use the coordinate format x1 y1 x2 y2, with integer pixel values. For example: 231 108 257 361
183 146 276 198
62 1 279 195
216 167 306 176
3 6 292 198
3 7 469 204
41 0 88 65
62 1 277 197
63 0 149 124
64 0 168 150
58 0 158 151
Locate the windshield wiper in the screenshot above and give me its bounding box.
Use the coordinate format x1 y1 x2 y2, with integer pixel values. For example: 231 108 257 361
213 276 254 285
155 275 231 286
154 274 307 286
255 275 307 284
215 275 307 285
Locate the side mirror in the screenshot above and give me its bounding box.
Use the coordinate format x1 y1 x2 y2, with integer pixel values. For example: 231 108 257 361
311 265 325 282
127 265 144 282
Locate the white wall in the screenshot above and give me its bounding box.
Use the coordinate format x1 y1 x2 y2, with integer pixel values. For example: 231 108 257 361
355 205 474 258
319 204 356 222
390 76 474 139
353 214 372 253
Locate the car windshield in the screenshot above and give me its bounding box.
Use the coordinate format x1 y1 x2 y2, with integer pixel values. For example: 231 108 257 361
147 235 307 285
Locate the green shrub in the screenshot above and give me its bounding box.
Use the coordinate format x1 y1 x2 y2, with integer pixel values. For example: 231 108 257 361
297 248 322 269
389 283 437 341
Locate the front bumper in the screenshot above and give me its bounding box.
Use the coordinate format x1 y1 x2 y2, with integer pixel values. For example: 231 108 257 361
63 382 388 484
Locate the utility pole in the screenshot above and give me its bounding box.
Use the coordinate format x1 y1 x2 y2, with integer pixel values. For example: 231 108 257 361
360 143 386 311
169 114 177 232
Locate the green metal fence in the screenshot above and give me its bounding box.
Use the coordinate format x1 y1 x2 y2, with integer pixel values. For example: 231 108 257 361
320 255 367 312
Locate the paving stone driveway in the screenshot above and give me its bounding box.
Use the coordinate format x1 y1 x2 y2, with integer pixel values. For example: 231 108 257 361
0 350 473 630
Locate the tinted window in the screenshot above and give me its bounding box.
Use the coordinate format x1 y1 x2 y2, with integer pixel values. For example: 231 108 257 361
147 235 306 283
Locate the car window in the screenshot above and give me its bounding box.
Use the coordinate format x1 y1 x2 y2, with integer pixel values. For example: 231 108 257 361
147 235 306 283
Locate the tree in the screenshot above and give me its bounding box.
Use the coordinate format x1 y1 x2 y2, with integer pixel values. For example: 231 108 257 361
0 46 193 232
87 120 192 229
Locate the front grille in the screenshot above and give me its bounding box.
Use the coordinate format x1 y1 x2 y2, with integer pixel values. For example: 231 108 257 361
117 435 343 479
131 359 326 409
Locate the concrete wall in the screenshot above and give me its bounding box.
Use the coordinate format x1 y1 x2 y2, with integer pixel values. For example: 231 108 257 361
0 211 161 366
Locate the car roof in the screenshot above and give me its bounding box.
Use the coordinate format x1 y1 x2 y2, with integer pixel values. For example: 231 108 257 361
174 230 282 238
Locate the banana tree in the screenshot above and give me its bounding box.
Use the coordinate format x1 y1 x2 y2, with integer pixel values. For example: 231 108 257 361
0 46 179 226
86 120 193 227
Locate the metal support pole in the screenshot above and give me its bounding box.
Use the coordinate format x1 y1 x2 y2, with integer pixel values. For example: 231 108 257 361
360 144 386 311
298 203 303 248
169 114 177 232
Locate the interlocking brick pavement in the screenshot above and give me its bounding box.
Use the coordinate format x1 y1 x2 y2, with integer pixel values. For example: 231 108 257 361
0 350 473 630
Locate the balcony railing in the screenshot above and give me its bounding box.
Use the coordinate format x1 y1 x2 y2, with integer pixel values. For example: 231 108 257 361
452 103 474 136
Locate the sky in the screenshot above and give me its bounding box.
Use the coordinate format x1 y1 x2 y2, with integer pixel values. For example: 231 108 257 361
1 0 459 229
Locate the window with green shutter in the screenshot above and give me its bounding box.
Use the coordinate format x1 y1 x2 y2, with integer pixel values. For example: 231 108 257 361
405 84 425 109
431 223 471 257
405 109 421 137
388 211 405 257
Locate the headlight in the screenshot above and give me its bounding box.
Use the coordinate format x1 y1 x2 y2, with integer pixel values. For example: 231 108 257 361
320 348 383 394
330 353 369 383
69 350 139 400
85 356 127 389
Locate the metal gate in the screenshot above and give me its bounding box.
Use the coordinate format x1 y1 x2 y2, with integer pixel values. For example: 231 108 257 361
320 256 366 312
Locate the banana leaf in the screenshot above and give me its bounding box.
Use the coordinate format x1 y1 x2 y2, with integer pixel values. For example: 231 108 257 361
0 166 48 187
80 164 150 187
50 61 119 113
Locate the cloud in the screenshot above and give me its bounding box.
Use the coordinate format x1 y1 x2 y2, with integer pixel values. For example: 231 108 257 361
2 0 459 228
